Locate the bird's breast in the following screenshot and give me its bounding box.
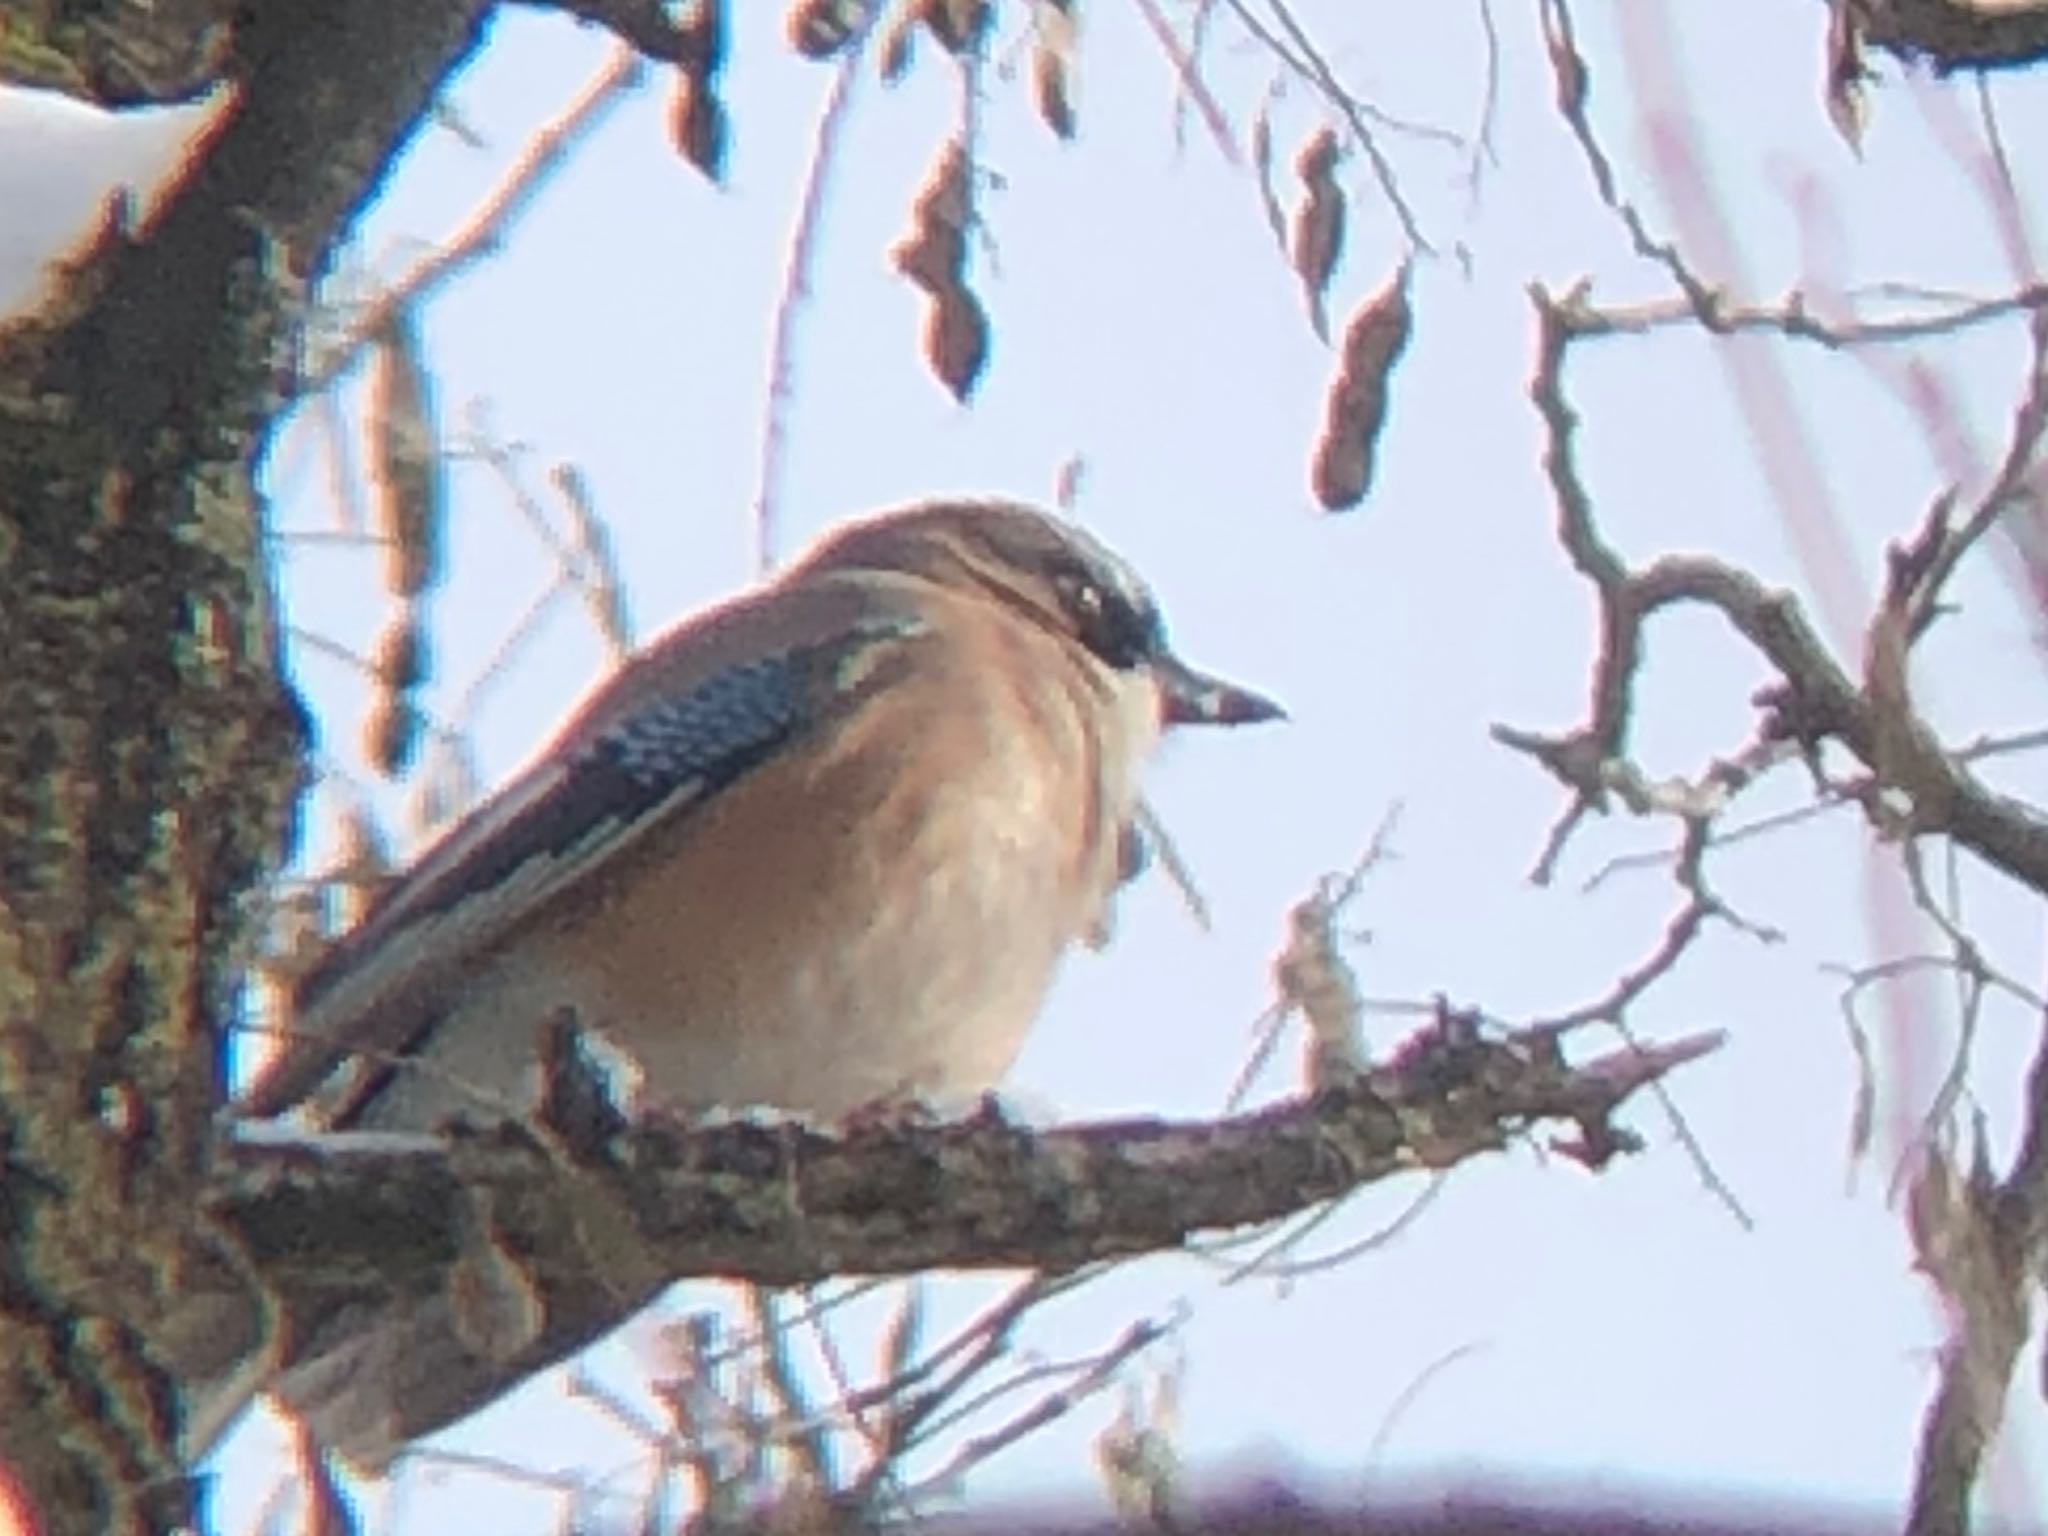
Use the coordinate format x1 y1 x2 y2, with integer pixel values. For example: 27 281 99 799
550 657 1144 1119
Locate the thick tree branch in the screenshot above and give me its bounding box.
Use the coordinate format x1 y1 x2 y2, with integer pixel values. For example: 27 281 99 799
202 1012 1722 1461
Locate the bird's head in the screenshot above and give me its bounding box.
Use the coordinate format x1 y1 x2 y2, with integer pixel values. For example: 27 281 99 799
797 498 1285 729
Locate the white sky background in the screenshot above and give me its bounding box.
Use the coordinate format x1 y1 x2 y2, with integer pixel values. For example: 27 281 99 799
6 1 2048 1531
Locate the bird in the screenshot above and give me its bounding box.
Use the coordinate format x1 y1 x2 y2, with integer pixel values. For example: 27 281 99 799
205 497 1280 1468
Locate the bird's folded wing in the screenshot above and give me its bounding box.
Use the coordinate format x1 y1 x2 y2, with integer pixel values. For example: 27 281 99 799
236 577 931 1123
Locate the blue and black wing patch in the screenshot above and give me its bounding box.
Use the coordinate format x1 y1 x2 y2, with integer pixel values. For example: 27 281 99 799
410 649 826 932
388 618 919 947
604 650 812 794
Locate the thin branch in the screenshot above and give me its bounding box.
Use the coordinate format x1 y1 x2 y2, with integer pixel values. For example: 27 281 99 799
1225 0 1437 251
1507 284 2048 902
1465 0 1503 207
1908 307 2048 638
1581 793 1854 896
896 1318 1168 1503
1222 1 1469 156
1546 282 2048 350
1536 0 1715 314
1218 1169 1450 1285
741 1286 834 1494
753 31 874 574
300 44 645 395
1131 0 1243 167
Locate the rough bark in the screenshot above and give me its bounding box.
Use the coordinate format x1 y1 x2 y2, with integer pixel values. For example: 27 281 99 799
0 3 493 1530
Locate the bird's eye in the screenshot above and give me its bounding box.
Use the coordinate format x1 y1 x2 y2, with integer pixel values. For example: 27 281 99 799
1056 568 1153 670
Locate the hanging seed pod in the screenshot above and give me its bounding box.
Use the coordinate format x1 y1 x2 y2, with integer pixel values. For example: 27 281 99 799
552 462 634 660
879 11 919 81
678 0 727 73
893 138 988 401
1032 0 1079 139
410 733 481 837
669 71 729 182
1251 104 1287 253
362 692 425 779
368 605 428 693
670 0 730 181
1291 126 1345 343
925 285 989 403
922 0 992 53
1823 0 1868 154
891 138 971 296
788 0 863 57
1311 264 1412 512
330 802 395 929
364 306 444 598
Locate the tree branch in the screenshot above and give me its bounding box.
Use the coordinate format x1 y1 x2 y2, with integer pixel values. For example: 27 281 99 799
1503 283 2048 901
203 1011 1722 1462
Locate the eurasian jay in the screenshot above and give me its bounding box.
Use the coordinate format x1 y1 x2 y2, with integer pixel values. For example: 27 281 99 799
215 496 1279 1467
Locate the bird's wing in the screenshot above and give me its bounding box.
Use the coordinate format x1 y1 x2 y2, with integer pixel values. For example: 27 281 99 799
236 577 930 1122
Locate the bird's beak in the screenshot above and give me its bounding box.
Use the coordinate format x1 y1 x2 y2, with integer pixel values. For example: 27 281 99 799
1153 651 1286 727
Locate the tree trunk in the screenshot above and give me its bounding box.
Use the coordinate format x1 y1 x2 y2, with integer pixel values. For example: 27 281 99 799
0 4 491 1529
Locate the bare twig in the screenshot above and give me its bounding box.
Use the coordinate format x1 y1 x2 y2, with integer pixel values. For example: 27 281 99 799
1222 0 1468 157
897 1318 1170 1503
1131 0 1243 167
301 45 644 395
1507 284 2048 902
1363 1341 1490 1472
1226 808 1402 1112
1465 0 1502 207
1222 0 1440 252
1537 0 1715 314
1218 1169 1450 1286
741 1285 833 1494
754 29 875 574
1536 282 2048 351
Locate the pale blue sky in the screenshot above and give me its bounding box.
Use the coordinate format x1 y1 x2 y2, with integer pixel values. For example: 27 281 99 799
7 2 2048 1531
